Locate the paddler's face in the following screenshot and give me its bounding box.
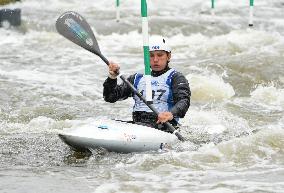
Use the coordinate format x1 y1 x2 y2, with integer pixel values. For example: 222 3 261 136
150 51 171 72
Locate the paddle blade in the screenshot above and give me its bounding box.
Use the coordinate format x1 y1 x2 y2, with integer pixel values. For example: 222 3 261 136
56 11 101 56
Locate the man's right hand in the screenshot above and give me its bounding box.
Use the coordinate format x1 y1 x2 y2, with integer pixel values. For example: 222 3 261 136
108 61 120 79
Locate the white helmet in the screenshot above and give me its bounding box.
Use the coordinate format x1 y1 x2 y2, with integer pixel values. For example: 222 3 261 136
149 37 171 53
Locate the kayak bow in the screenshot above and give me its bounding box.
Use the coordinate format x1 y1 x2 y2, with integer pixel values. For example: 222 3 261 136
59 120 178 153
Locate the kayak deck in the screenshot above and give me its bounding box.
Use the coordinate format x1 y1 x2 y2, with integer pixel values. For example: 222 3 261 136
58 120 178 153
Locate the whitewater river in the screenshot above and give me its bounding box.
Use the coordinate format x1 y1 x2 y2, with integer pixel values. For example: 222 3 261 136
1 0 284 192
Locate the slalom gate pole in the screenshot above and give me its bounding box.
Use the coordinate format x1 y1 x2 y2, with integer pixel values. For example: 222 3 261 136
249 0 254 27
116 0 120 22
141 0 153 104
211 0 215 17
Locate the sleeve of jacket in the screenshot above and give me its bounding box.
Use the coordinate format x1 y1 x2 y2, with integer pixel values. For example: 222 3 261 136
170 72 191 118
103 75 136 103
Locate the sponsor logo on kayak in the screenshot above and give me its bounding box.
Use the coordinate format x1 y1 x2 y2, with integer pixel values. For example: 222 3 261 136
124 133 136 142
160 143 170 150
98 125 108 129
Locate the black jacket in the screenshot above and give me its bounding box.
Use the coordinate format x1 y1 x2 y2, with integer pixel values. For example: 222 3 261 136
103 67 191 130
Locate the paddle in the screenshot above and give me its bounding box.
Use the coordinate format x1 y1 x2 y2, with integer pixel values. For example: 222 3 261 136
55 11 185 142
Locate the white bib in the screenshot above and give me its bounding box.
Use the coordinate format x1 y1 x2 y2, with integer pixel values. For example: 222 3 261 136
133 69 176 113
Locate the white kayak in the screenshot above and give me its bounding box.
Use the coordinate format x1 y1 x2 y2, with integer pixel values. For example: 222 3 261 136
58 119 178 153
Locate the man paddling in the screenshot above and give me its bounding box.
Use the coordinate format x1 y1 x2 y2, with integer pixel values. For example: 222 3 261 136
103 37 191 132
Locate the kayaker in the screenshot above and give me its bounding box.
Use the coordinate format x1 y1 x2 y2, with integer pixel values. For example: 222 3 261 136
103 37 191 132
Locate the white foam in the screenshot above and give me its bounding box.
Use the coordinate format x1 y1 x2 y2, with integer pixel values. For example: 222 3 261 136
182 110 226 134
218 127 284 160
0 30 23 45
161 29 282 60
186 73 235 102
100 31 142 55
93 183 120 193
170 126 284 167
250 85 284 108
0 116 71 134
